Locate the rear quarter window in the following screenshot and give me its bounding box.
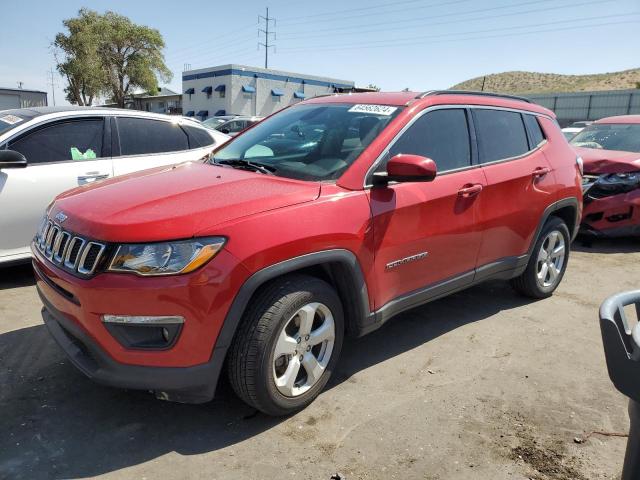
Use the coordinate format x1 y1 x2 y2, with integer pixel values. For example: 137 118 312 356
183 125 216 148
473 109 529 163
523 114 546 148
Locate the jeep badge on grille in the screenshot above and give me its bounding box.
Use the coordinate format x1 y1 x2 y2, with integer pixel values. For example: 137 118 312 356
54 212 68 223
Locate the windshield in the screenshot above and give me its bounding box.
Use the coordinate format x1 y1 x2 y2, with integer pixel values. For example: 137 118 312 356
203 117 227 128
0 110 39 136
211 103 402 181
571 123 640 153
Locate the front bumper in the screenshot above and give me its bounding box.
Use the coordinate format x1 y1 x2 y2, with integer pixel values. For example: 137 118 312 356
41 290 220 403
32 242 251 402
581 188 640 237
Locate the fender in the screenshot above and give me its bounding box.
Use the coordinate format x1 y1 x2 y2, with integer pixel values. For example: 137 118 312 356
205 249 372 397
527 197 581 258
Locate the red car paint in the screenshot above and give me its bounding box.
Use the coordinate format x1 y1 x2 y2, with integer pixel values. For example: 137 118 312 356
32 91 582 400
572 115 640 237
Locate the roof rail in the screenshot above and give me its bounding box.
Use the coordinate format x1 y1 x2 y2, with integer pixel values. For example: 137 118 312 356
415 90 532 103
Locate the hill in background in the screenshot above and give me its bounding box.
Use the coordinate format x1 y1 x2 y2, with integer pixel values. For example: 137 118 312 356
451 68 640 94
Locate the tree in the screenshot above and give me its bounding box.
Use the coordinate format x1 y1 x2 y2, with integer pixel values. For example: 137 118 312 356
53 9 105 106
96 11 172 107
53 9 172 107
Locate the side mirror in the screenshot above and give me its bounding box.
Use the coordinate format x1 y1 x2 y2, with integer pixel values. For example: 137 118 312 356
0 150 27 169
373 154 437 184
220 128 230 134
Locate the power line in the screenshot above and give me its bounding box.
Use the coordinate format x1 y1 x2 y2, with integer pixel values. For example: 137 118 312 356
164 34 257 63
278 0 430 21
278 0 471 26
278 19 638 53
280 0 568 34
170 43 259 67
278 0 619 40
166 24 256 56
258 7 276 69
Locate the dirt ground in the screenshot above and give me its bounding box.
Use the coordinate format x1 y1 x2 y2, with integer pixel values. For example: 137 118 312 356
1 238 639 480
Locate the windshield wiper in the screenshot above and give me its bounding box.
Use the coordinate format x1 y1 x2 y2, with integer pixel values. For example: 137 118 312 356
213 158 276 175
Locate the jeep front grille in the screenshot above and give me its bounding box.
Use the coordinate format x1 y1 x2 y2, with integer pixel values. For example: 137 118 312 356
35 220 106 276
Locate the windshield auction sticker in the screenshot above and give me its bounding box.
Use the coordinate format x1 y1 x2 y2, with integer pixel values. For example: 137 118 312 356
0 114 23 125
348 104 398 116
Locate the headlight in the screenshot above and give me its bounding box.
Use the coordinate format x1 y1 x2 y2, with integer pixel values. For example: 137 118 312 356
108 237 226 276
596 172 640 189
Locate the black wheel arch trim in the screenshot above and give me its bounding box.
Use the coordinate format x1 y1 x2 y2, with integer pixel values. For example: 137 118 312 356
206 249 373 398
527 197 580 257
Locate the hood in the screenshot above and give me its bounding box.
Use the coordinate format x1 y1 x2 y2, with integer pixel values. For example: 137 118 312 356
51 162 320 242
573 146 640 175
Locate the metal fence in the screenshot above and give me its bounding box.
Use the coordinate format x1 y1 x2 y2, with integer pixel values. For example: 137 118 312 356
526 89 640 127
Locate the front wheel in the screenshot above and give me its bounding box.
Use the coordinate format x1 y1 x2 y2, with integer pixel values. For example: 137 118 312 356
227 274 344 416
511 216 570 299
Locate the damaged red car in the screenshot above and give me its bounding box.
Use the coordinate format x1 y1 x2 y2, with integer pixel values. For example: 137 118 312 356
571 115 640 237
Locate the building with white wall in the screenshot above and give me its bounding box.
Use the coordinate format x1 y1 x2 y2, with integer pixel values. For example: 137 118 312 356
181 64 354 119
0 87 47 110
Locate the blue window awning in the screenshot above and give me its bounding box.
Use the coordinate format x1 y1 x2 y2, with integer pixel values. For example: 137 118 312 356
202 86 213 94
294 91 306 99
271 88 284 97
214 84 226 92
197 110 208 117
242 85 256 93
185 111 195 117
184 88 195 95
215 109 226 116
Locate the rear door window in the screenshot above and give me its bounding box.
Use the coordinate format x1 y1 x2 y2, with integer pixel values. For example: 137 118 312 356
388 108 471 172
473 109 529 163
117 117 189 156
8 119 104 164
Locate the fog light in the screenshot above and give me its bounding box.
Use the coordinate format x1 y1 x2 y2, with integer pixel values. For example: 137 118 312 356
102 315 184 350
102 315 185 325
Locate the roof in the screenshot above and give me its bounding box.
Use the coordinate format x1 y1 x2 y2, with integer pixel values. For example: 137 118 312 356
305 90 552 116
132 87 180 99
0 87 47 95
595 115 640 124
305 91 417 106
183 64 354 89
0 106 194 122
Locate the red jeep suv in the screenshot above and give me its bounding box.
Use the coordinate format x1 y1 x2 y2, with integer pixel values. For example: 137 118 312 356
32 91 582 415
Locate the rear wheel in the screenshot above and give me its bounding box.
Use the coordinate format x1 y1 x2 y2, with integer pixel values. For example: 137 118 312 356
227 274 344 416
511 216 570 298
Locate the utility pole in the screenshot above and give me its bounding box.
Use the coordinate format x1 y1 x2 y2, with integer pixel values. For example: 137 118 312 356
481 76 486 92
48 68 57 106
258 7 276 69
17 81 24 89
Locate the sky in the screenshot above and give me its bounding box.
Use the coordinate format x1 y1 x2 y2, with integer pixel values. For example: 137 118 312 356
1 0 639 105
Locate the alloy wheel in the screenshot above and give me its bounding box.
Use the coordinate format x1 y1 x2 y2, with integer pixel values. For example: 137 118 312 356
272 302 335 397
536 230 566 288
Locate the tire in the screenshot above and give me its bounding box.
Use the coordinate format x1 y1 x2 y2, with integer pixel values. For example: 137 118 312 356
511 216 571 299
227 274 344 416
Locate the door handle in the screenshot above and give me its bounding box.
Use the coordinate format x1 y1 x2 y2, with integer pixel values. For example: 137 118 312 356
78 173 110 183
532 166 551 178
458 183 483 197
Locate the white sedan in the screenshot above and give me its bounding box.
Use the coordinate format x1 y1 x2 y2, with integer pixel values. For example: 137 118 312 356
0 107 229 266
